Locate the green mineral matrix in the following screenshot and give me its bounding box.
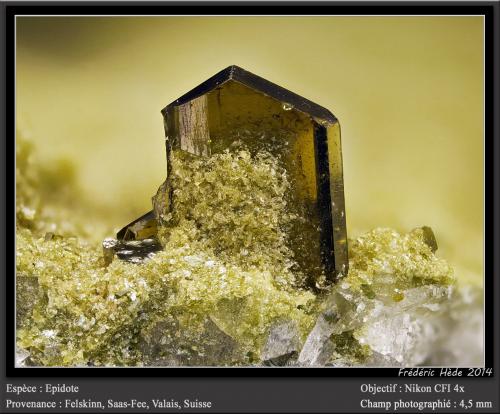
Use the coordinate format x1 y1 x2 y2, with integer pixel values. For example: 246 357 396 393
16 66 459 367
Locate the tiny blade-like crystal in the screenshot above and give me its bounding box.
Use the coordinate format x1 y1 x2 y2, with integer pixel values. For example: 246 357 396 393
102 237 163 265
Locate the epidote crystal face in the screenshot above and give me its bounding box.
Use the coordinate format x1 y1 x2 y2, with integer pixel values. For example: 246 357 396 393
119 65 348 283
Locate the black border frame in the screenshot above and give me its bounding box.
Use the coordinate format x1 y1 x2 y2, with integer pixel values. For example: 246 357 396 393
3 1 497 379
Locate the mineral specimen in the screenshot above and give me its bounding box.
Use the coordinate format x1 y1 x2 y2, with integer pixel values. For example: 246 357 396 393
17 201 467 367
119 65 348 283
261 320 302 366
296 228 457 367
15 105 482 368
102 237 162 265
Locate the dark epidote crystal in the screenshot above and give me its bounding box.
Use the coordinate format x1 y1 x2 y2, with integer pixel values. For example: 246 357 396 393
118 65 348 282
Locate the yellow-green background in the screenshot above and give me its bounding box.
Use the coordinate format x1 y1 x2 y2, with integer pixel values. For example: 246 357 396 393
16 16 484 285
